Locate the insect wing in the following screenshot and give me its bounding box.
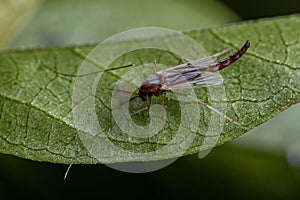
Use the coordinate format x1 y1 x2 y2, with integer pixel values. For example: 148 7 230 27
158 56 222 89
170 46 233 72
166 71 223 90
166 56 217 72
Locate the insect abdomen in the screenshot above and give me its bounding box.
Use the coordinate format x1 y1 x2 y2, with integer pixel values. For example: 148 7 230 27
211 40 250 72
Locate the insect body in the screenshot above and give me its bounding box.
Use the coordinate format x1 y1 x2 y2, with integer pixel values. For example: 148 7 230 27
138 40 250 101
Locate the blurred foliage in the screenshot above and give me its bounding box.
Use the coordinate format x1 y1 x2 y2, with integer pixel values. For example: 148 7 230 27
222 0 300 19
0 0 40 48
10 0 238 48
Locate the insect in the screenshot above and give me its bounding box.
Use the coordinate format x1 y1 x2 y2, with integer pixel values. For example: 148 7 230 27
134 40 250 129
138 41 250 102
43 40 250 129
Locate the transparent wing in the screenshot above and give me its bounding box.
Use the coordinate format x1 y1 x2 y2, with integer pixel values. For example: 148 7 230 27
160 56 216 75
157 47 232 90
161 47 233 73
159 63 223 88
166 72 223 90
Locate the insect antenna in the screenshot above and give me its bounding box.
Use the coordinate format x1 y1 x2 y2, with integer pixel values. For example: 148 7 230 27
41 61 136 77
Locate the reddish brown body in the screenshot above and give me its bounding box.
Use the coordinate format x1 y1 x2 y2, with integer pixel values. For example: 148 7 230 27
139 83 164 101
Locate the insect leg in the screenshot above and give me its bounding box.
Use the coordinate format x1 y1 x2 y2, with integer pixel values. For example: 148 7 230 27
211 47 233 58
152 60 158 73
64 164 73 180
63 128 111 180
63 144 89 180
130 96 152 116
170 90 248 130
156 93 167 150
132 64 145 81
177 58 192 65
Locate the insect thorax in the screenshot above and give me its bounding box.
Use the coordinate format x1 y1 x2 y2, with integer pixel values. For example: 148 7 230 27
138 74 165 101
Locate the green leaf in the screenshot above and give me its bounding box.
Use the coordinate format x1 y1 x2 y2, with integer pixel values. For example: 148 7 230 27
1 15 300 164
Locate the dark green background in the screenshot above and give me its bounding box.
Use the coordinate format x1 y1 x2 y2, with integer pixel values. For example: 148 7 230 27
1 0 300 199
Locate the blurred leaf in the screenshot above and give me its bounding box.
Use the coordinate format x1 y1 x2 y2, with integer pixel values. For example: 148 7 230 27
10 0 239 47
0 0 41 48
1 15 300 164
233 104 300 155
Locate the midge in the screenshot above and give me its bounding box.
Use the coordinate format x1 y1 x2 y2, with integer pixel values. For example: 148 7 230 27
43 40 250 129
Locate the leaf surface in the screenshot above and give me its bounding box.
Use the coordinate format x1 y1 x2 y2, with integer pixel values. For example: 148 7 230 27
1 15 300 164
